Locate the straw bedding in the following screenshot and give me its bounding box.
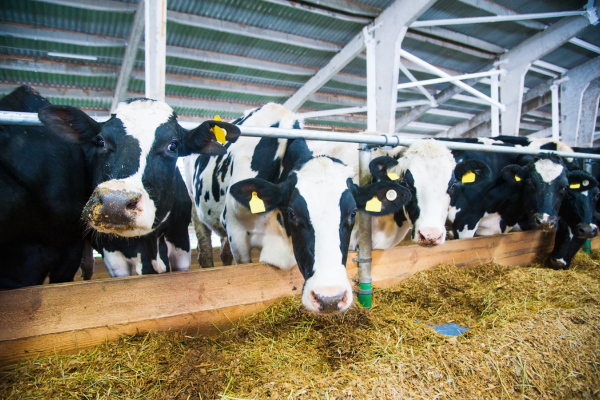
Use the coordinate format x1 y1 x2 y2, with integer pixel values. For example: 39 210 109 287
2 251 600 399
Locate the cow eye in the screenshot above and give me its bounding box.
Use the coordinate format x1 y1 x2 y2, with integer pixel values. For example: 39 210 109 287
559 186 567 194
288 209 297 222
167 141 178 152
447 183 455 196
95 136 105 148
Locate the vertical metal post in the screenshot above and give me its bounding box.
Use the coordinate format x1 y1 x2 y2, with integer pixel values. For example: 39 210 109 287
551 83 560 141
355 26 376 309
490 71 499 137
144 0 167 102
584 158 594 253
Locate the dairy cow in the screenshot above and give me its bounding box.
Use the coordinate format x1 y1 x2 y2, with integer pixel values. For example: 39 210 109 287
0 85 239 288
185 104 410 313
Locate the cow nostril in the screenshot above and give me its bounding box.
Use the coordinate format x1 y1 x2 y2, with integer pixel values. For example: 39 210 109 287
126 200 138 211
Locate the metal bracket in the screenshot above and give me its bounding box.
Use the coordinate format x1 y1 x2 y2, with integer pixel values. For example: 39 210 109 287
585 6 599 25
353 257 372 263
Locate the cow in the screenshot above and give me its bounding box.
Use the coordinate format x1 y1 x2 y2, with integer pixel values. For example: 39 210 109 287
308 139 463 248
0 85 239 288
185 103 411 313
92 167 192 277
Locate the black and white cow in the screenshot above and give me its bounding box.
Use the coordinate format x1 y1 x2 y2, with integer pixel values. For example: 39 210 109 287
185 104 410 313
0 85 239 288
546 175 599 269
92 166 192 277
308 139 460 248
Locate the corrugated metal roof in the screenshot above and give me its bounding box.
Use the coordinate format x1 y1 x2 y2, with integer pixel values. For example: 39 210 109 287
0 0 597 138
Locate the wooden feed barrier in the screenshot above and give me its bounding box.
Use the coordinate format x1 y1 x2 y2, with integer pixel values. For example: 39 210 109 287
1 231 598 367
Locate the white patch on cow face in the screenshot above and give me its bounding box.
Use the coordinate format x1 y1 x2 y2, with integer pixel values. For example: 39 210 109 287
295 158 355 313
448 206 460 223
582 191 588 197
476 212 502 236
534 159 564 183
397 140 455 245
93 100 174 237
165 240 191 271
152 258 167 273
103 249 142 277
457 223 479 239
478 138 503 145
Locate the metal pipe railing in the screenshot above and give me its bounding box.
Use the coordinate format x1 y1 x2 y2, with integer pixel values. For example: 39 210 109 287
2 111 600 160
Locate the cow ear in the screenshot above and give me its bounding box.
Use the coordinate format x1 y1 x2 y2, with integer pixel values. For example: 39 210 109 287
502 164 526 185
566 170 598 192
181 120 241 156
229 178 285 214
38 105 101 143
354 181 411 216
455 159 491 184
369 156 399 182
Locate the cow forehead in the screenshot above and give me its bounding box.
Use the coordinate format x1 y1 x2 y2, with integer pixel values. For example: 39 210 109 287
295 157 355 211
534 159 564 183
114 100 174 149
398 140 455 187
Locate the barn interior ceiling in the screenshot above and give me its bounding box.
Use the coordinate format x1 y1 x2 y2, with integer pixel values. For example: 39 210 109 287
0 0 598 141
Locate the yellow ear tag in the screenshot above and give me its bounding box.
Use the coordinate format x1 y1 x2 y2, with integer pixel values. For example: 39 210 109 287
211 115 227 145
387 171 400 180
365 196 382 213
249 192 266 214
515 175 521 182
570 183 581 189
462 171 476 183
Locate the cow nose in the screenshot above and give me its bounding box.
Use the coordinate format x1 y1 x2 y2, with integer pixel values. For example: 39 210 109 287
532 213 557 231
85 188 142 226
309 287 351 314
576 223 598 239
417 228 444 246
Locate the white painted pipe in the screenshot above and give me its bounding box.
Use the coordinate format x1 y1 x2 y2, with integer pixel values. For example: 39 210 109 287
410 11 586 27
397 69 505 90
551 84 560 141
298 100 431 119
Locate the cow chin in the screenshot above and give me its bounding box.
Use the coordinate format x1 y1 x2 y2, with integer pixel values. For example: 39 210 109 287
302 268 353 314
83 180 157 237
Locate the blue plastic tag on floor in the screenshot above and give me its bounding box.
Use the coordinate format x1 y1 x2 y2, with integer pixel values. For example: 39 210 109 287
425 322 469 336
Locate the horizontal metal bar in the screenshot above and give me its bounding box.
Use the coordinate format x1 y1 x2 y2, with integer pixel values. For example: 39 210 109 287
1 111 599 160
411 11 586 27
397 69 505 90
298 100 431 119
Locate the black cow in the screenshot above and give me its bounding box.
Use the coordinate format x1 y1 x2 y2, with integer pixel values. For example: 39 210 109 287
0 85 239 288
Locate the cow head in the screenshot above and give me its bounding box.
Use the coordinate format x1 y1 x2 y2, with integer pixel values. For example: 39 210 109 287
558 170 599 239
39 99 240 237
371 140 484 246
230 139 411 314
502 156 572 231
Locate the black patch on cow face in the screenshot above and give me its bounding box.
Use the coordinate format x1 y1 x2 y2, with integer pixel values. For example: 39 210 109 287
204 191 210 202
220 188 225 196
338 189 357 266
400 170 420 234
207 209 211 216
251 138 282 181
283 187 316 281
276 212 284 229
540 142 557 151
521 160 568 228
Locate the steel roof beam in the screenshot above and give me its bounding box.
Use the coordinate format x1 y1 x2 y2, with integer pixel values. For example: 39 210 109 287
577 79 600 146
260 0 371 24
0 57 118 76
411 10 588 27
456 0 600 55
0 23 126 47
410 26 505 54
300 0 380 17
111 0 144 111
34 0 138 13
560 57 600 145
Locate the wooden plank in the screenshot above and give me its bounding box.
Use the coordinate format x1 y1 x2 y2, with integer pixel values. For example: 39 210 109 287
0 231 579 367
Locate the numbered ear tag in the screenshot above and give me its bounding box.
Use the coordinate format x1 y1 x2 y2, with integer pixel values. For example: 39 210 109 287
386 190 397 201
365 196 382 212
515 175 521 182
211 115 227 145
249 192 266 214
570 183 581 189
387 172 400 181
583 180 589 187
462 171 476 183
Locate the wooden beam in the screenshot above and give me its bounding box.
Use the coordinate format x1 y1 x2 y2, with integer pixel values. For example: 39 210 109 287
0 231 565 367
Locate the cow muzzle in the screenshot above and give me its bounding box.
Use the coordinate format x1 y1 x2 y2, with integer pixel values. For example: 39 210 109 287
531 213 557 231
83 187 142 231
576 223 598 239
307 286 352 314
417 228 445 246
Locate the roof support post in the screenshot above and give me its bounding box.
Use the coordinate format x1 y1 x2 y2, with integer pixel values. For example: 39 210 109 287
499 14 595 136
560 57 600 145
111 0 145 112
576 79 600 146
144 0 167 102
551 83 560 141
283 0 436 113
490 70 500 137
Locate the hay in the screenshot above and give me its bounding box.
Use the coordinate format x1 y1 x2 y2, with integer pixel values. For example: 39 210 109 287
2 251 600 399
